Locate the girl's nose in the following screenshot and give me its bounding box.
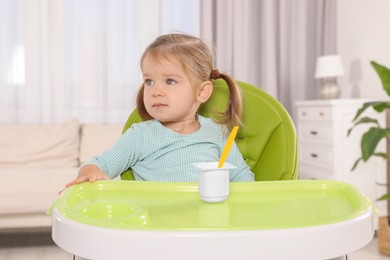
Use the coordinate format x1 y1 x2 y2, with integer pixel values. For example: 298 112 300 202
152 88 163 97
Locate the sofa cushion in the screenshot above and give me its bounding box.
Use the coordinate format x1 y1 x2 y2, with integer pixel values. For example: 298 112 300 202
79 124 123 164
0 120 80 168
0 168 77 215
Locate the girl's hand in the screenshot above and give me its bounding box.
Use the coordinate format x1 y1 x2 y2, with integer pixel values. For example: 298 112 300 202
60 165 110 194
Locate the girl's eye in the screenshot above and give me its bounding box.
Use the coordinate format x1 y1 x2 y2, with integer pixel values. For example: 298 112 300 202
144 79 154 86
166 79 176 85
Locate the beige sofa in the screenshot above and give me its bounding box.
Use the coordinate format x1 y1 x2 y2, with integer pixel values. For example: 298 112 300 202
0 120 123 231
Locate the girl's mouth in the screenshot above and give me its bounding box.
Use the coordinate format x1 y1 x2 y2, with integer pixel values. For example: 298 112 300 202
152 103 168 108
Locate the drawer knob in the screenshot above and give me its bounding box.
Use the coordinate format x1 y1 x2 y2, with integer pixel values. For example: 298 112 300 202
319 112 324 117
310 131 318 135
310 153 318 158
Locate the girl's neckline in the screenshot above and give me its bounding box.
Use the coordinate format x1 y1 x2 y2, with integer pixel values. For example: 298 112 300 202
157 115 204 136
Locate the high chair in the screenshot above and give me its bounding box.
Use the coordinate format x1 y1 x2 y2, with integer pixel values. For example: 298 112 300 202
51 81 374 260
120 79 299 181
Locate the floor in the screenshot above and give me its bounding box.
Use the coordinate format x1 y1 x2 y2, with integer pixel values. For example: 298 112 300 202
0 231 71 260
0 231 389 260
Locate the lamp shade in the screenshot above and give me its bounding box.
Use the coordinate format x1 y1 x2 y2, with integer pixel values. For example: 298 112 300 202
315 55 344 79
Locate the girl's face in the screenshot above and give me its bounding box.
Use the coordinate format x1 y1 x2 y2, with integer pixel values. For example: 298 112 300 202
142 54 203 129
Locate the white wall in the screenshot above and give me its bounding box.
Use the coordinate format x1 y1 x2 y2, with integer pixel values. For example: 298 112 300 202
337 0 390 100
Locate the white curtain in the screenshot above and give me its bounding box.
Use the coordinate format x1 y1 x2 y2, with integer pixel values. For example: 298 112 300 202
1 0 336 123
0 0 200 124
200 0 337 117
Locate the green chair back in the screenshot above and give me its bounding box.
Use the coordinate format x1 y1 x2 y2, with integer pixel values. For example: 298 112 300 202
121 80 298 181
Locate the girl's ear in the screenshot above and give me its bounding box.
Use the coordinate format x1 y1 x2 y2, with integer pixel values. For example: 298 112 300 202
197 81 213 103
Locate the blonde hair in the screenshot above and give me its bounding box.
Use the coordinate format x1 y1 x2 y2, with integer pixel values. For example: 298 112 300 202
136 33 243 129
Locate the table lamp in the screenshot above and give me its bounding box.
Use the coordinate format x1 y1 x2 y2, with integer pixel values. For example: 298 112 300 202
315 55 344 99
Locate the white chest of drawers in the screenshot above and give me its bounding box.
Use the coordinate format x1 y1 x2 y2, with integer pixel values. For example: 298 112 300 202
295 99 387 217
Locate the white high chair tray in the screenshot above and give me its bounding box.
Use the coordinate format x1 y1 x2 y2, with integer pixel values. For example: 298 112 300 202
51 180 374 260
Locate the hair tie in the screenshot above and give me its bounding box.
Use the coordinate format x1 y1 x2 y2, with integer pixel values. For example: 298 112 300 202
210 69 221 80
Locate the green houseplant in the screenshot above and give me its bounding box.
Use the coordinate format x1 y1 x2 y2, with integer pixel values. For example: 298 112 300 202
348 61 390 199
348 61 390 255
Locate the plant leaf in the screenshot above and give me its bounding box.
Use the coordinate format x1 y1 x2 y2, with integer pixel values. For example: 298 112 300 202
361 127 390 161
376 194 390 201
372 102 390 113
377 182 390 187
352 102 383 121
371 61 390 96
350 157 362 171
347 116 379 136
351 153 387 171
373 152 388 159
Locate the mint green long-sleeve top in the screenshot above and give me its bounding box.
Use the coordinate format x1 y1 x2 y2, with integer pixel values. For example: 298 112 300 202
86 115 255 182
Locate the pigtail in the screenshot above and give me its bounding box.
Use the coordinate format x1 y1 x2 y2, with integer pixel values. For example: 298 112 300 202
210 70 243 130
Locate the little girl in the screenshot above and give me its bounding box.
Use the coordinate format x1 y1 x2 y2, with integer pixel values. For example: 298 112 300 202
66 33 254 188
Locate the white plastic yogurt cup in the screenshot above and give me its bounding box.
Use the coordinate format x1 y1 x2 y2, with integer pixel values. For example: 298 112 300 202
194 162 236 203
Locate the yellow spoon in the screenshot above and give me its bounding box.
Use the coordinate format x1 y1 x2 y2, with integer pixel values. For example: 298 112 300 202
218 126 239 168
